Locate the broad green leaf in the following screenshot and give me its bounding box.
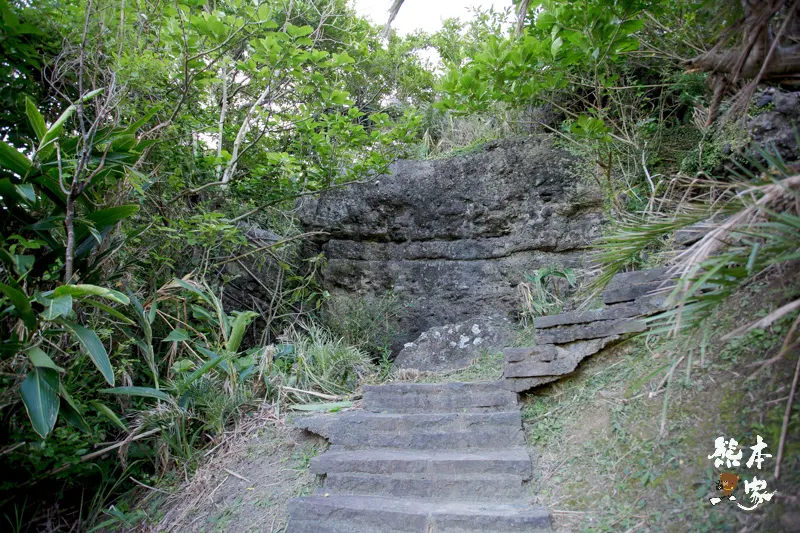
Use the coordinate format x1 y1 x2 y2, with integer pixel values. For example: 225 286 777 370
536 12 557 30
25 97 47 141
147 296 157 325
613 37 640 54
0 140 32 176
226 311 258 353
10 254 34 276
27 347 65 372
40 88 105 148
122 103 163 135
173 278 214 306
15 183 36 202
54 284 130 304
41 294 73 320
90 400 128 431
75 205 139 242
163 328 190 342
100 386 170 401
127 292 157 388
59 385 90 433
0 282 36 329
619 19 645 35
286 24 313 38
88 226 103 243
178 348 228 394
551 36 563 59
62 321 115 385
20 367 60 438
290 401 352 412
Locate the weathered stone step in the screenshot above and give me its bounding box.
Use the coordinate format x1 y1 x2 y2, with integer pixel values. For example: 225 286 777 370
286 519 408 533
295 411 524 450
287 495 551 533
304 426 525 450
311 448 532 478
322 472 528 502
363 382 518 414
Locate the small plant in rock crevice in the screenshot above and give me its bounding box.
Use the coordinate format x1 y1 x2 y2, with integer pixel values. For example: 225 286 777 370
518 265 577 327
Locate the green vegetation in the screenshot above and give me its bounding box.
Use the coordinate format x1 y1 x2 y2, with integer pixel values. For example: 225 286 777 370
518 265 577 324
1 0 798 530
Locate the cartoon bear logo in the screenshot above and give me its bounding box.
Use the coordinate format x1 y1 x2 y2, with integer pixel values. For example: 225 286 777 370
710 472 740 505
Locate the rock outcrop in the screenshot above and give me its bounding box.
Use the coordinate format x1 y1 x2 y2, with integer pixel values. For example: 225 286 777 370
749 89 800 164
502 268 674 392
298 136 604 349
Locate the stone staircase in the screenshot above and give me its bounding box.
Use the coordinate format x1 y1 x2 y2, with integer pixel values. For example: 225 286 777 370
286 382 551 532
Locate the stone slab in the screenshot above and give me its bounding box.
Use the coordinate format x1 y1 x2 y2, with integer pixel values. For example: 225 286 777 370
287 495 552 533
311 448 533 478
602 268 674 304
535 317 646 344
534 296 665 329
294 411 525 450
323 472 527 502
504 337 619 379
363 381 518 413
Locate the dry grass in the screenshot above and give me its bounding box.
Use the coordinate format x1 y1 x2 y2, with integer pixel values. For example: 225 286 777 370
137 404 326 533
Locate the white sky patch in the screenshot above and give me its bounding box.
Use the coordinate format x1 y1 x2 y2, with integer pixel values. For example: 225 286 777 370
351 0 513 35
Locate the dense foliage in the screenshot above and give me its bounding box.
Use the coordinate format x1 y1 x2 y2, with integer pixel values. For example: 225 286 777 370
0 0 432 527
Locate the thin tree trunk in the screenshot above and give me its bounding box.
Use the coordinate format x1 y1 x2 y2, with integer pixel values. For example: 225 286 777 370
221 83 271 186
64 192 76 283
216 64 228 180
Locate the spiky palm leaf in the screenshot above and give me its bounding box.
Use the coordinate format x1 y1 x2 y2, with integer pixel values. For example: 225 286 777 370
590 146 800 339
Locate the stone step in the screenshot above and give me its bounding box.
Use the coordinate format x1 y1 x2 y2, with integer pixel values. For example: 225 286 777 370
287 519 409 533
363 382 518 414
295 411 525 450
364 390 518 414
323 472 528 502
311 448 533 478
307 426 525 450
287 495 551 533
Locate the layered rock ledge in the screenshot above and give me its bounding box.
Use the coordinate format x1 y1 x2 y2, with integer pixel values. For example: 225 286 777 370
298 136 604 348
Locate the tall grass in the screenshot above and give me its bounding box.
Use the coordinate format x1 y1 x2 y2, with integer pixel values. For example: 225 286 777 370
281 325 376 401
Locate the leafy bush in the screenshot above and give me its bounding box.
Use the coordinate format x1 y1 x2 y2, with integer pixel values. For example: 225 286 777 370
518 266 577 324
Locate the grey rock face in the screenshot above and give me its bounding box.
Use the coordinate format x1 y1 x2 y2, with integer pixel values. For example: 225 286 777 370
749 90 800 163
287 381 552 532
393 317 512 372
297 136 604 350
